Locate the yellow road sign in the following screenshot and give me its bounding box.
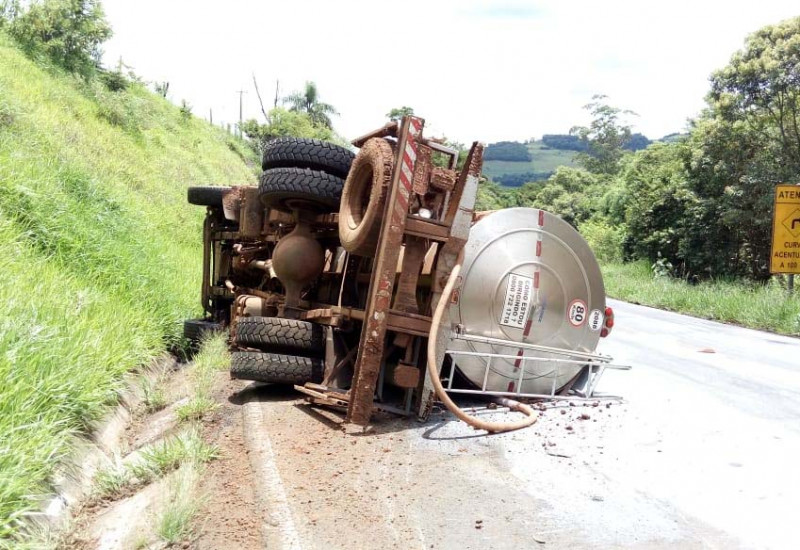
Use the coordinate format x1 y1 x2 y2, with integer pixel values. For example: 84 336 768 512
771 184 800 274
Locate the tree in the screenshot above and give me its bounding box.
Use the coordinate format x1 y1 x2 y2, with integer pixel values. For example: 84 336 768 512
239 108 336 157
621 143 696 273
283 81 338 129
709 16 800 181
386 106 414 122
570 95 635 175
0 0 20 25
7 0 111 76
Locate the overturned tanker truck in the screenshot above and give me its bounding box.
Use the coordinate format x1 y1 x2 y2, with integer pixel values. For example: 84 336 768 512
184 116 617 431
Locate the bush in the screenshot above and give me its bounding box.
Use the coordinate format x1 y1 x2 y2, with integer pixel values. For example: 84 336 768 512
99 68 128 92
579 218 625 263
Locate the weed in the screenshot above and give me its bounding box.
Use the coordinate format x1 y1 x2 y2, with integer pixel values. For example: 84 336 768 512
175 333 229 423
93 463 131 499
141 377 167 413
156 465 204 545
129 429 218 483
179 99 192 121
176 396 219 422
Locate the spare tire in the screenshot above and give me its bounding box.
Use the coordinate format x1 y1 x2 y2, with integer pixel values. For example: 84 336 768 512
338 138 395 257
230 352 324 384
262 137 355 179
234 317 324 357
259 167 344 213
187 186 230 206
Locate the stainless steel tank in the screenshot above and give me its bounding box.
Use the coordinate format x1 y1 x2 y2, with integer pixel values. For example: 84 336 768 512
449 208 606 394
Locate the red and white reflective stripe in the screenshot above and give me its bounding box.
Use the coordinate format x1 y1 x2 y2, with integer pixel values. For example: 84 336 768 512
511 210 545 382
397 118 422 210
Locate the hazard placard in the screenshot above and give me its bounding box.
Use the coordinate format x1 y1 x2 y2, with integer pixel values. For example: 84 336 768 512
771 184 800 274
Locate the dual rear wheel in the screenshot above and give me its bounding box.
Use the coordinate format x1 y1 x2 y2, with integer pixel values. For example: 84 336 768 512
230 315 325 385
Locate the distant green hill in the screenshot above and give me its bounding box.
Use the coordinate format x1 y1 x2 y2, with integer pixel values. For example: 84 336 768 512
482 140 579 186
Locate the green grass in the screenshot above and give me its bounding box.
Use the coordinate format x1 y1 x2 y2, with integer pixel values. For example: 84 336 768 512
156 465 204 545
0 32 255 540
129 428 218 483
92 463 132 500
602 261 800 335
141 375 168 414
176 333 229 422
482 141 579 181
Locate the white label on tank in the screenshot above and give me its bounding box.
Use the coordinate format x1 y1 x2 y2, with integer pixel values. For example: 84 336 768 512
588 309 603 331
500 273 534 329
568 299 588 327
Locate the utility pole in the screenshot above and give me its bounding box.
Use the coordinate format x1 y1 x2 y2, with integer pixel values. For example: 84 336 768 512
236 89 246 137
209 108 213 125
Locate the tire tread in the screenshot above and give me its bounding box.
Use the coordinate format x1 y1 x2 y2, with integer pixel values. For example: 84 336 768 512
235 317 324 357
230 352 323 384
262 137 354 178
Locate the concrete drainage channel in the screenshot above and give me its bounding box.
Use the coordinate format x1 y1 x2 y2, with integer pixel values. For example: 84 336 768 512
20 339 255 550
24 356 175 540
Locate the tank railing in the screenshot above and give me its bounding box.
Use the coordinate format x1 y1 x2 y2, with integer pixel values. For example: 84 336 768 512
452 330 613 362
442 330 630 401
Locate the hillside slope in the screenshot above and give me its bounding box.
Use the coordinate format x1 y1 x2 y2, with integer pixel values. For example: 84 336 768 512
482 140 578 184
0 33 255 539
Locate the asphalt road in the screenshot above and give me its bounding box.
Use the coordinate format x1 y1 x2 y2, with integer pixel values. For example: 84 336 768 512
240 299 800 550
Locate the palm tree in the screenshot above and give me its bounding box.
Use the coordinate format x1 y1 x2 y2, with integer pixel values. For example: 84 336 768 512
283 81 338 129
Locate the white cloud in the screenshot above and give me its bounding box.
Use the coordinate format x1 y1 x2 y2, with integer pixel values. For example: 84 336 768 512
101 0 799 144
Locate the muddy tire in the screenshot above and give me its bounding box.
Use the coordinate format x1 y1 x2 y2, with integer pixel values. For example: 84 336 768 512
183 318 225 342
338 138 394 257
230 352 323 384
259 167 344 213
187 186 230 206
234 317 324 357
262 137 355 179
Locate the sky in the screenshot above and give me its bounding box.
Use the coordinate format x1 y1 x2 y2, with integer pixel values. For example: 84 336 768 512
101 0 799 144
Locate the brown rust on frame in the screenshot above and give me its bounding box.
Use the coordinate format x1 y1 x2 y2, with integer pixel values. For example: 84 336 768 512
351 121 398 148
393 237 427 314
346 116 425 425
430 167 457 192
412 145 433 195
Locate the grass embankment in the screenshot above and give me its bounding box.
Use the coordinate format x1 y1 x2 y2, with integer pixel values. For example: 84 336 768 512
602 261 800 336
0 33 255 539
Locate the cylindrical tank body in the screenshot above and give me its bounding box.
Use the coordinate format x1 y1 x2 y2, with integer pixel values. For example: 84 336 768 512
449 208 606 394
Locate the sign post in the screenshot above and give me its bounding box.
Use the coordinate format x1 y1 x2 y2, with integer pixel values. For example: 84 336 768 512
770 183 800 294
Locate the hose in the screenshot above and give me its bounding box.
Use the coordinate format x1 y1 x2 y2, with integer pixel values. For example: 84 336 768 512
426 251 539 433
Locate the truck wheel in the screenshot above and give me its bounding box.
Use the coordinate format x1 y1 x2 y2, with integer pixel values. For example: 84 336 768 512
187 186 230 206
183 319 225 343
230 352 323 384
262 137 355 179
234 317 324 357
338 138 394 257
259 167 344 213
